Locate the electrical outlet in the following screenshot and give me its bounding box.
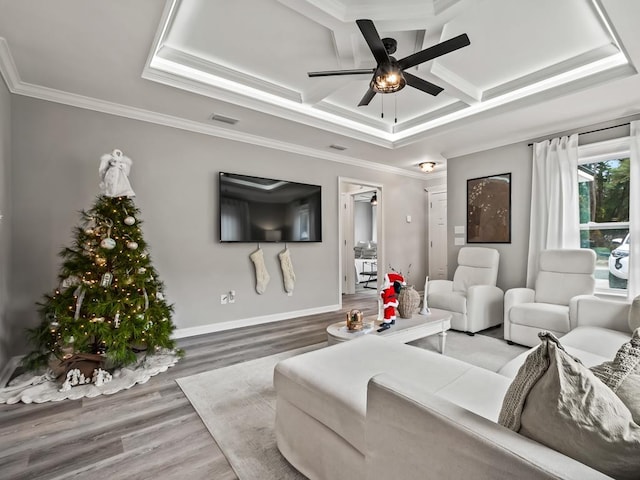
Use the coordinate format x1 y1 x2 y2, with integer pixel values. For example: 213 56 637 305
228 290 236 304
220 294 228 305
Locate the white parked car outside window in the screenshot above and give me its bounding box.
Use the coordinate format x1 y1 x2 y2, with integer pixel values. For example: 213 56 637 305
608 233 629 289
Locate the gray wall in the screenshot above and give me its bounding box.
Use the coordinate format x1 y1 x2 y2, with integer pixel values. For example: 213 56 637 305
0 77 10 370
6 96 428 359
447 143 532 291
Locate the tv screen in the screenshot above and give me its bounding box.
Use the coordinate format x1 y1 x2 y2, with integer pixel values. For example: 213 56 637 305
219 172 322 243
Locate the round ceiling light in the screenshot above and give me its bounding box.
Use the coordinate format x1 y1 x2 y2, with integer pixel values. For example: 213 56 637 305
419 162 436 173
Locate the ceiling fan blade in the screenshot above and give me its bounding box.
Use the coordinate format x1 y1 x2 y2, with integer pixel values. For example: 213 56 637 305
308 68 375 77
356 19 390 66
358 88 377 107
398 33 470 70
403 72 444 96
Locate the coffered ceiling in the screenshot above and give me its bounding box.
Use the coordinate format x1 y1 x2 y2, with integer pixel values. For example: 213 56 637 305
1 0 639 176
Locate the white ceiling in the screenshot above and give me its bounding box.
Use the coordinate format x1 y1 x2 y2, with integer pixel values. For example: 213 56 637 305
0 0 639 177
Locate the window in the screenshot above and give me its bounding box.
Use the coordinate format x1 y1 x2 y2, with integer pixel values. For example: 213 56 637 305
578 138 630 292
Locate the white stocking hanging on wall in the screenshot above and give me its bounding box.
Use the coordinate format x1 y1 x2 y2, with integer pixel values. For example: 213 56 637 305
278 248 296 294
250 248 270 294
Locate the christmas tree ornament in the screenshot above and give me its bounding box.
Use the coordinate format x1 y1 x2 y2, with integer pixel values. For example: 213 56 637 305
124 216 136 226
61 275 81 290
138 267 147 274
114 312 121 328
126 240 138 250
100 272 113 287
100 218 116 250
73 287 86 320
156 291 164 301
85 228 94 235
140 251 148 259
250 248 270 294
100 237 116 250
95 256 107 267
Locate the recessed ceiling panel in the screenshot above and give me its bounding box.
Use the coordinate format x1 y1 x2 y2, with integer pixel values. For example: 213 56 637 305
436 0 616 91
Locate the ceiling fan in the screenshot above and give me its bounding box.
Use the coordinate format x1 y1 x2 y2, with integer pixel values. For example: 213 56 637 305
308 19 470 107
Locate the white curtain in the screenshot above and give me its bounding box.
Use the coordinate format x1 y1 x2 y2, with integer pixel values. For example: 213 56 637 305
628 122 640 299
526 134 580 287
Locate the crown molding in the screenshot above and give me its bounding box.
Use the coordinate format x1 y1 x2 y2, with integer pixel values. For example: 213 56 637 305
0 38 430 180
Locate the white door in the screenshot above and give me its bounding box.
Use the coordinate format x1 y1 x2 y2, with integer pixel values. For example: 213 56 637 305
341 193 355 294
429 192 448 280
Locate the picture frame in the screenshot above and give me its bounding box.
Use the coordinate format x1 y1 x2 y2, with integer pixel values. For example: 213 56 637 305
466 173 511 243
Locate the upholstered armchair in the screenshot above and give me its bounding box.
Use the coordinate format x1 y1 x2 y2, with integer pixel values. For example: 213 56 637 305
426 247 503 334
504 249 596 347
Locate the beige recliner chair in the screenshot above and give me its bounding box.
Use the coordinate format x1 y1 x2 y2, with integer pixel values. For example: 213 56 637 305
504 248 596 347
426 247 503 334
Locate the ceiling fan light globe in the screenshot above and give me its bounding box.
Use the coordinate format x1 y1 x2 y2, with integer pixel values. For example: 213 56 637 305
371 63 405 94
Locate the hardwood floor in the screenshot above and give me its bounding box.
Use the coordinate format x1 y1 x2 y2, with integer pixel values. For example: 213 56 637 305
0 291 379 480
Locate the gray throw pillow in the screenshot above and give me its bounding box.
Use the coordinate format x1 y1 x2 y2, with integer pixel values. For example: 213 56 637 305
591 328 640 424
629 295 640 331
499 332 640 480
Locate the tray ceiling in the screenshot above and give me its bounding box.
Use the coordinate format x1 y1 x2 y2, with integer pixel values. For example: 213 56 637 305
145 0 632 147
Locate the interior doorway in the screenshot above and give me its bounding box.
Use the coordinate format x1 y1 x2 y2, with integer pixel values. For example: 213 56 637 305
338 178 384 300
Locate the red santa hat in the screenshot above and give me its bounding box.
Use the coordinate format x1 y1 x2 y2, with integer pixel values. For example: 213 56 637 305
382 272 405 290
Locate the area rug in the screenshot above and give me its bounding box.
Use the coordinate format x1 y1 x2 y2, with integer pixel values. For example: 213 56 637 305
0 350 180 404
176 333 528 480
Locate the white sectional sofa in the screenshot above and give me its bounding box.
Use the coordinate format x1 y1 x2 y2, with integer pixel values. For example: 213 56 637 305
274 296 633 480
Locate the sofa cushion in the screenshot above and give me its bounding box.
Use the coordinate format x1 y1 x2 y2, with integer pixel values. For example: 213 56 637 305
560 325 632 359
508 303 569 332
498 326 630 379
591 328 640 424
630 295 640 331
433 368 512 421
427 291 467 314
274 335 475 454
498 332 640 480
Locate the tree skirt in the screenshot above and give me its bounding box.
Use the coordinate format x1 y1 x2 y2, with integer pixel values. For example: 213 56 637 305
0 350 180 404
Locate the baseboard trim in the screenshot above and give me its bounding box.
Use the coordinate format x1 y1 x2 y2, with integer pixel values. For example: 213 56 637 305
0 355 23 388
172 304 341 339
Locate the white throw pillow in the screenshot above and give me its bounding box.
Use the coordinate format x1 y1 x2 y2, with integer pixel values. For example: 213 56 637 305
591 328 640 424
499 332 640 480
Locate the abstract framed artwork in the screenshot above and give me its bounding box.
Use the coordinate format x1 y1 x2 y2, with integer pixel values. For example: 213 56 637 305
467 173 511 243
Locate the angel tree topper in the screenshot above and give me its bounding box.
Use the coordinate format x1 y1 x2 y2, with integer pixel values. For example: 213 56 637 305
99 148 135 198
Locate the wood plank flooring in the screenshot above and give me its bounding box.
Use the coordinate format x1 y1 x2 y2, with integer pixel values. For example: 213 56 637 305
0 291 379 480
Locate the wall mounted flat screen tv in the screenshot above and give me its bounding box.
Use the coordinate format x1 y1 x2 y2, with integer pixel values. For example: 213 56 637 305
219 172 322 242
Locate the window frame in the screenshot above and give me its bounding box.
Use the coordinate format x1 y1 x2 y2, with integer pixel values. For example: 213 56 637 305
577 136 631 295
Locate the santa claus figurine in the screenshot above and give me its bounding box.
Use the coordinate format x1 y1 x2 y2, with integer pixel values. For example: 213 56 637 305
378 272 405 332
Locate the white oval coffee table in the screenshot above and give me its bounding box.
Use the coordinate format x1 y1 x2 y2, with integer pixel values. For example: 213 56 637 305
326 308 451 353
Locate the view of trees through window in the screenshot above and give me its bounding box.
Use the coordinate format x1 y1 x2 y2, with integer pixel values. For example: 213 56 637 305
579 158 630 290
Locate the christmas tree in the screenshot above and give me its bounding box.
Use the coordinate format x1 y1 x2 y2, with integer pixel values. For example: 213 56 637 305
23 149 178 372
